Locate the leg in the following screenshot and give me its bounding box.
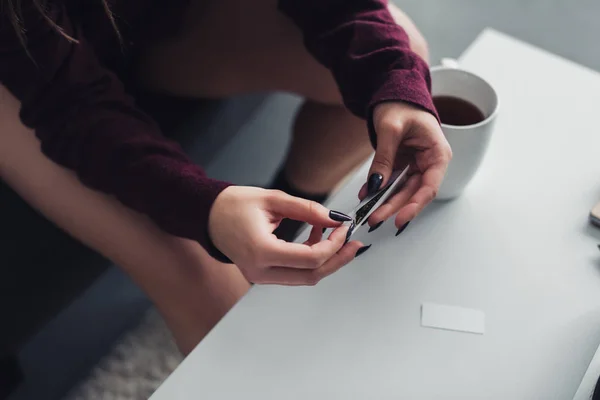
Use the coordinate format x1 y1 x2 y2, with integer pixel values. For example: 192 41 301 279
138 0 430 195
0 85 250 355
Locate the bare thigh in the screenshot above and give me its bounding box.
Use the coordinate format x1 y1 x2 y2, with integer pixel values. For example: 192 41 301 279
138 0 428 102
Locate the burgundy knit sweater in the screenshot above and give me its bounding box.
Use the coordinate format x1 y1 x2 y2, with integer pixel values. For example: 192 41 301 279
0 0 436 258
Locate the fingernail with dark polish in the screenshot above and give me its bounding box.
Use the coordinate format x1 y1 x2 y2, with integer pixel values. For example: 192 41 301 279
368 221 384 233
367 173 383 194
395 221 411 237
355 244 372 258
345 221 355 244
329 210 353 222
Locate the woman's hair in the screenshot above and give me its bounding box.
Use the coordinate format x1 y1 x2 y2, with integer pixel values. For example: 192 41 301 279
4 0 122 51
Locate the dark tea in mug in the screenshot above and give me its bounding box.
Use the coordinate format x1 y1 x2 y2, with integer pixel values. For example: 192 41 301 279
433 95 485 126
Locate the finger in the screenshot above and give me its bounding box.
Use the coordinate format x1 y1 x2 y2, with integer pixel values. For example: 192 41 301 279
358 183 368 201
367 174 421 225
310 239 363 282
267 191 351 227
367 121 404 194
257 240 363 286
395 162 447 227
304 225 323 246
266 224 349 269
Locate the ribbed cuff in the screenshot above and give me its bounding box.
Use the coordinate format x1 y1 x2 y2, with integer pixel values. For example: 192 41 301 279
194 180 235 264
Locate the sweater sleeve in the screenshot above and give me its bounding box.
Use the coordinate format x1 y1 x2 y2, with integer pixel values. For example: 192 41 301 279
0 2 231 260
277 0 439 148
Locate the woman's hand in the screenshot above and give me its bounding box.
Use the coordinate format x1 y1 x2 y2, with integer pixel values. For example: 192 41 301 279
360 102 452 229
208 186 363 285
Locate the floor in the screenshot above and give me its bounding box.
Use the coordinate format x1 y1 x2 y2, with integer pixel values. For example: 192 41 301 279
67 0 600 398
65 310 182 400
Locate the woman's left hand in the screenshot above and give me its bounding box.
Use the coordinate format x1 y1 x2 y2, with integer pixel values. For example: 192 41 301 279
359 101 452 229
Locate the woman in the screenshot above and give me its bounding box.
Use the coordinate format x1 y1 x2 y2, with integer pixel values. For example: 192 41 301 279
0 0 451 354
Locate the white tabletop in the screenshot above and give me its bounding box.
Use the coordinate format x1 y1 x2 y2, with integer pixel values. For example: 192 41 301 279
151 29 600 400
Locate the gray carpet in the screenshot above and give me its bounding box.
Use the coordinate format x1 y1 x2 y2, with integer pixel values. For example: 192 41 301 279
64 309 181 400
64 0 600 398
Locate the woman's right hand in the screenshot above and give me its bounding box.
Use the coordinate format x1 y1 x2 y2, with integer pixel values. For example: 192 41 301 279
208 186 363 285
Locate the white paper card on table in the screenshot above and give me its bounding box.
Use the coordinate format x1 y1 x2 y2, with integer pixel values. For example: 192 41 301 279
421 303 485 335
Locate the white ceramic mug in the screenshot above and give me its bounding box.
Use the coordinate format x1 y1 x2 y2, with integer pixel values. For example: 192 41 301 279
433 59 499 200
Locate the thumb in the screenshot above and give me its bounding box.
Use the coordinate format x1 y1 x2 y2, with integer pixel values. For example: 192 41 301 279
267 191 352 227
368 126 402 195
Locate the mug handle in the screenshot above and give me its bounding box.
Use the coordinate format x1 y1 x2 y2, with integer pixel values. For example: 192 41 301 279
441 58 460 69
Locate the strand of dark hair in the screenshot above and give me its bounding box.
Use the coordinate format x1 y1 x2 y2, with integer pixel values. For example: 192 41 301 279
5 0 30 55
4 0 122 58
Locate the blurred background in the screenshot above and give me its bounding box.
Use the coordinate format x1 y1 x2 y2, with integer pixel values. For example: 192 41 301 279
3 0 599 399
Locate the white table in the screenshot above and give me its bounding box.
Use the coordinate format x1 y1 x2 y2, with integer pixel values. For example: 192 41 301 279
151 29 600 400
